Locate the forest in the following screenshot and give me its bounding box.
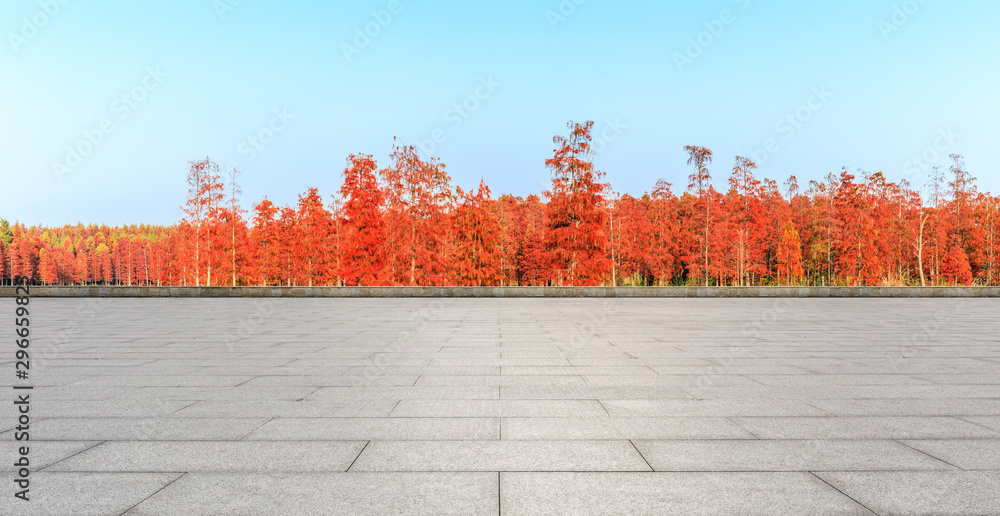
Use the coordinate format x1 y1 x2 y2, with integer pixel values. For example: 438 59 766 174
3 121 997 287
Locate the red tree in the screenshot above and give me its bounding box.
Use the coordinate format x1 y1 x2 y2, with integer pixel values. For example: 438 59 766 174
941 245 973 285
296 188 334 286
725 156 766 286
339 154 388 286
251 198 281 286
683 145 718 285
776 221 804 283
276 206 299 286
544 121 611 286
181 158 225 286
452 180 501 286
38 247 58 285
6 135 1000 288
381 141 453 286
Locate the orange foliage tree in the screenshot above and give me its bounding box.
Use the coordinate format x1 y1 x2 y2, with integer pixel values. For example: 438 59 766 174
452 180 501 286
381 141 453 286
544 121 611 286
339 154 387 286
5 128 1000 288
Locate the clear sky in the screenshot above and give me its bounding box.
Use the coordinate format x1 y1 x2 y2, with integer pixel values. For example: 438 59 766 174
2 0 998 226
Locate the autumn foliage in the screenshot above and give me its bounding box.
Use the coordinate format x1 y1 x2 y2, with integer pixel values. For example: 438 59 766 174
4 123 1000 287
544 121 611 286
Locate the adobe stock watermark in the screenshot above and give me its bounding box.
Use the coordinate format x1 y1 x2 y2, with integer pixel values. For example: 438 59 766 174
889 300 965 372
747 85 832 167
52 65 169 182
546 0 586 31
7 0 72 53
214 0 246 22
590 117 627 159
36 297 107 372
685 298 793 394
562 298 617 358
341 0 403 63
902 127 959 182
879 0 931 41
221 299 277 352
416 75 500 157
350 299 450 387
223 107 295 173
673 0 751 73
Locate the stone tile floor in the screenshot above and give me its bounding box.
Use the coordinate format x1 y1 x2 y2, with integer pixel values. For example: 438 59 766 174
2 297 998 515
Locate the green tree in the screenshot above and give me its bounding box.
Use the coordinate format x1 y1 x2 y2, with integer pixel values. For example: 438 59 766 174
0 219 12 246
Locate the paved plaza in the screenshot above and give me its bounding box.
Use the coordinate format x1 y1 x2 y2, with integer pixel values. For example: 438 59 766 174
3 297 1000 515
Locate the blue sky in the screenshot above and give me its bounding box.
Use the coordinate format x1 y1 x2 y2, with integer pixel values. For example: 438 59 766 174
2 0 998 226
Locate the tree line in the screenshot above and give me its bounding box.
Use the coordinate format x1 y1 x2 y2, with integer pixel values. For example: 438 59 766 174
3 121 997 287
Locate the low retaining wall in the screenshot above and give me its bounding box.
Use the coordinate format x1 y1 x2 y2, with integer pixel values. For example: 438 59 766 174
2 286 998 297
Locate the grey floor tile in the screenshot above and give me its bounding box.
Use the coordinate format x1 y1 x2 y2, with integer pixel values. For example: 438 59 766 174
0 441 102 471
0 472 182 516
169 399 400 418
64 376 255 387
347 366 501 376
962 416 1000 432
650 365 812 375
817 471 1000 516
36 366 203 377
246 417 499 440
807 398 1000 416
685 385 1000 400
45 441 367 472
125 472 498 515
17 297 1000 515
243 375 421 387
913 374 1000 385
500 385 689 400
390 399 608 418
633 439 954 471
732 416 1000 439
305 386 499 401
416 375 588 387
501 472 873 515
501 417 755 440
351 440 651 471
32 400 195 418
106 386 319 402
581 374 762 388
748 374 932 386
20 418 269 441
501 366 657 376
901 439 1000 470
601 399 826 417
30 386 130 401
